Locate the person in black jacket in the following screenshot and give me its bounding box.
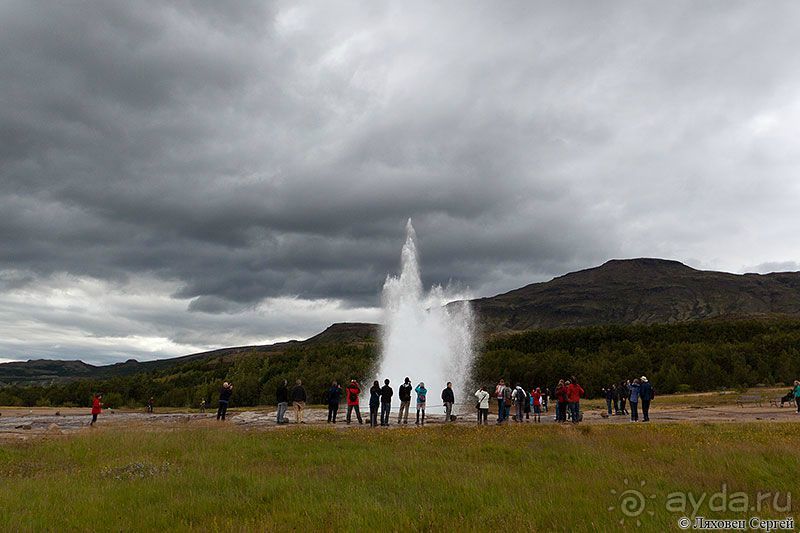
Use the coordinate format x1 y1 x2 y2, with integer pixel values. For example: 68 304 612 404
327 381 342 423
380 379 393 426
276 379 289 424
639 376 654 422
603 386 614 416
369 380 381 427
291 379 307 424
441 382 455 423
217 382 233 421
398 377 412 425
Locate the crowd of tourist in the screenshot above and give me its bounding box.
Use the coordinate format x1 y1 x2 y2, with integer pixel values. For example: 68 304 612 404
88 377 800 427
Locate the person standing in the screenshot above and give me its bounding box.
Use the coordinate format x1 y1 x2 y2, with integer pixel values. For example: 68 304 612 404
501 382 513 423
398 377 412 424
629 378 641 422
415 382 427 425
603 386 613 416
327 381 342 423
512 384 526 422
555 380 567 422
369 380 381 427
199 399 206 413
380 379 393 426
441 382 455 423
345 379 363 424
291 379 307 424
276 379 289 424
612 384 620 415
90 393 103 426
146 397 154 414
475 386 490 425
794 380 800 413
565 379 584 423
618 381 629 416
494 379 507 423
217 382 233 421
531 387 542 423
639 376 654 422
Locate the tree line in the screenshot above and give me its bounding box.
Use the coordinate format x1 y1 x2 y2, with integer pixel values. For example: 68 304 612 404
2 319 799 407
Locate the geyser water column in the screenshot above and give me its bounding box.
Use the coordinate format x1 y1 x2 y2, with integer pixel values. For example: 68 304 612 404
377 220 475 410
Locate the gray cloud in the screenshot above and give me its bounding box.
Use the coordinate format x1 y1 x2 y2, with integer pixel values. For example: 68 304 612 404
2 1 800 361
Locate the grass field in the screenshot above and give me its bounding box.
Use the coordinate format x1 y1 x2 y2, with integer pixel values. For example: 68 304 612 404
1 421 798 531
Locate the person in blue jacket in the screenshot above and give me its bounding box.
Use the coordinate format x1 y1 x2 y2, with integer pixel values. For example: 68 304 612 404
415 382 427 425
629 378 641 422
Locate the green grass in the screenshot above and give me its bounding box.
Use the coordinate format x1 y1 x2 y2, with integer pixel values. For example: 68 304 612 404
1 423 798 531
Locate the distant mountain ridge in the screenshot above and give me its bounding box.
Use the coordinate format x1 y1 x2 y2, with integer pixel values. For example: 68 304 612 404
471 258 800 334
0 322 379 385
4 258 800 384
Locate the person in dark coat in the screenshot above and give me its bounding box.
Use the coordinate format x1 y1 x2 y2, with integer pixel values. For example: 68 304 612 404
441 382 455 423
217 382 233 421
380 379 393 426
603 386 613 416
291 379 307 424
327 381 342 423
398 377 413 424
276 379 289 424
369 380 381 427
639 376 654 422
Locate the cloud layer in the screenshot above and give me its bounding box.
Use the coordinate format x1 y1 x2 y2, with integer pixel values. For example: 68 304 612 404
2 1 800 362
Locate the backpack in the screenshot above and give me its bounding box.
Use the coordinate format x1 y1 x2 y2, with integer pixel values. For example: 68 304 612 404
349 390 358 403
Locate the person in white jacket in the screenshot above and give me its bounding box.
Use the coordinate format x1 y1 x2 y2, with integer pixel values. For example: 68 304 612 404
475 386 490 425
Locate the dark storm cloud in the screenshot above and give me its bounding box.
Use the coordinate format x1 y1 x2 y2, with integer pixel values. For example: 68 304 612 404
2 1 800 360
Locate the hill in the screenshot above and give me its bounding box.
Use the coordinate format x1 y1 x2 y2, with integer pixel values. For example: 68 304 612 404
470 258 800 334
0 323 379 385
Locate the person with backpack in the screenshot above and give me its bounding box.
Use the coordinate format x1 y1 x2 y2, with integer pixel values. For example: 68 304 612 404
494 379 507 423
90 393 103 426
442 382 455 423
217 382 233 421
276 379 289 424
291 379 306 424
398 377 412 424
415 382 427 425
512 384 526 422
345 379 363 424
475 386 490 425
565 379 584 423
524 388 532 420
369 380 381 427
531 387 542 423
629 378 641 422
380 379 393 426
639 376 654 422
327 381 342 423
498 382 513 424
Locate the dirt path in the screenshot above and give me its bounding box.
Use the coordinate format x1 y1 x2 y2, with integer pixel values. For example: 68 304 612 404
1 402 798 442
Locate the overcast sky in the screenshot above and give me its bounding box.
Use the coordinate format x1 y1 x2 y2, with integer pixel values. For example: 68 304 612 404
2 1 799 364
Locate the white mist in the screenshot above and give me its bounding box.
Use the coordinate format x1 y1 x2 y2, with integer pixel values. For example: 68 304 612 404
376 220 475 410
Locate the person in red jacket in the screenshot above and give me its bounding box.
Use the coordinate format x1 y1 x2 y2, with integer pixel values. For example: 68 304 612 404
345 379 363 424
555 380 568 422
565 379 584 423
90 393 103 426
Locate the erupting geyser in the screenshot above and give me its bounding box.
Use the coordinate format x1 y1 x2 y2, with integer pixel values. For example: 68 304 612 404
377 220 475 409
